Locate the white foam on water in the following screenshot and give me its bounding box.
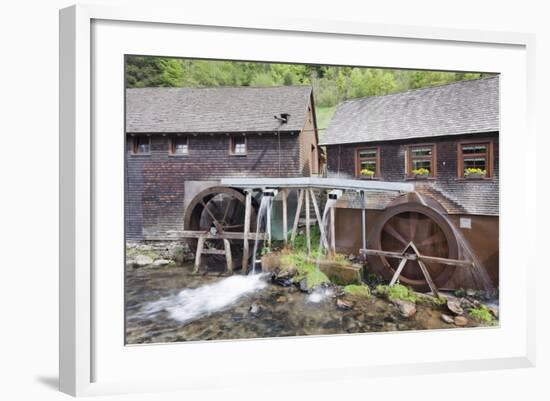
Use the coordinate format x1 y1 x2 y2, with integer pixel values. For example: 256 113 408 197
137 274 268 324
307 287 334 303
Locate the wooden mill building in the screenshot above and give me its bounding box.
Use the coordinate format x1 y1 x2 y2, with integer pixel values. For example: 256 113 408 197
125 85 320 240
321 76 500 286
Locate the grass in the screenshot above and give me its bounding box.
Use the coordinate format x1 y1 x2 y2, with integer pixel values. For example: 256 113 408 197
467 305 495 323
126 247 158 260
315 106 337 141
343 284 371 297
375 284 418 303
279 251 330 290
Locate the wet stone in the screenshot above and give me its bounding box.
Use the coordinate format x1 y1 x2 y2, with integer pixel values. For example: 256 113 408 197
454 316 468 326
441 314 455 324
336 298 354 310
447 299 464 315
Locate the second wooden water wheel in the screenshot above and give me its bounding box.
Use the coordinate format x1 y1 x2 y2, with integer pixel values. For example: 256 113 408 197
366 201 460 292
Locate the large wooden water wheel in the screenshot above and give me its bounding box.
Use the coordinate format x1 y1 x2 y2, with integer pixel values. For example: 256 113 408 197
366 201 460 292
183 186 257 271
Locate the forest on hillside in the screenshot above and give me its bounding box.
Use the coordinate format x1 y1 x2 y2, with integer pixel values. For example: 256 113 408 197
125 56 493 129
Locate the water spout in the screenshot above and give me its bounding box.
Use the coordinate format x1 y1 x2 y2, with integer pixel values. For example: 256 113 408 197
251 190 276 274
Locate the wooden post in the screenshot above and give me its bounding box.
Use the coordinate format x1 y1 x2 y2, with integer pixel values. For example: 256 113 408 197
241 190 252 274
305 189 311 255
329 205 336 256
308 189 329 251
418 259 440 297
193 236 205 274
389 257 408 286
282 189 288 245
290 189 304 245
223 239 233 274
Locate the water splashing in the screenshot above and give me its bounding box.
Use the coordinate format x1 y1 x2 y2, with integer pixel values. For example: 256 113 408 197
307 286 334 303
251 193 274 273
136 274 269 325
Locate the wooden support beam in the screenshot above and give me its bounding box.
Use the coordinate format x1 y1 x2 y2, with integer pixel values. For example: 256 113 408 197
389 257 408 286
223 239 233 274
193 236 205 274
418 259 440 297
360 248 473 268
181 230 267 241
200 248 226 255
361 190 367 251
308 189 329 251
305 189 311 255
290 189 304 245
330 204 336 256
242 191 252 274
282 189 288 245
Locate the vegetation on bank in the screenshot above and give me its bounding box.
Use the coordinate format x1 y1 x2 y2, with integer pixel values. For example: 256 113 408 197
467 305 495 323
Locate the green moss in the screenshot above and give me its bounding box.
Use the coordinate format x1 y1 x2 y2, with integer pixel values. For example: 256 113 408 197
279 252 330 289
467 305 495 323
416 293 447 307
126 247 158 260
343 284 371 298
376 284 418 303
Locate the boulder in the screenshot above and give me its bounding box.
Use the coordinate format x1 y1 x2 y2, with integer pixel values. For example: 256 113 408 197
392 299 417 318
152 259 171 267
336 298 355 310
318 260 363 285
134 254 154 267
447 299 464 315
454 316 468 326
441 314 455 324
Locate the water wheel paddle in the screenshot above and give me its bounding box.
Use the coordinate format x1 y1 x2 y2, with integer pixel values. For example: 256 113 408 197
184 187 257 271
367 202 459 292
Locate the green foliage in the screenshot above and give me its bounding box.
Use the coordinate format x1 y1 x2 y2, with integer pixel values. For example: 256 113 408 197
412 167 430 176
416 294 448 307
292 225 322 256
376 284 418 303
126 247 158 260
279 252 329 289
467 305 495 323
343 284 371 297
125 56 492 111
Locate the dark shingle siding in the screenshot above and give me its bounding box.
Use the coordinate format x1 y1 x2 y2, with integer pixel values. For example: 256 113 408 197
326 133 499 216
321 76 499 145
126 86 312 133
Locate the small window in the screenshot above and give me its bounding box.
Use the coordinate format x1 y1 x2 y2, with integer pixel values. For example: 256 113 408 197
131 135 150 155
356 147 379 178
230 135 247 155
170 136 189 155
458 141 492 178
408 144 435 177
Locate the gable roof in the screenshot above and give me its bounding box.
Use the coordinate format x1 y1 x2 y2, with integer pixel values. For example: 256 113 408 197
321 76 499 146
126 85 313 133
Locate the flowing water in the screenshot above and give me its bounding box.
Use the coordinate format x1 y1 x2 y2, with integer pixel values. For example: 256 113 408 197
125 264 490 344
251 194 274 273
413 191 495 293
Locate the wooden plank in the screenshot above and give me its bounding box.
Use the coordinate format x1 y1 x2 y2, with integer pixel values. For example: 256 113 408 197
223 239 233 273
360 248 473 267
290 189 304 245
181 230 267 241
282 189 288 244
389 257 408 286
193 236 205 274
305 190 311 255
418 259 440 297
308 189 329 251
330 205 336 256
242 191 252 273
200 248 226 255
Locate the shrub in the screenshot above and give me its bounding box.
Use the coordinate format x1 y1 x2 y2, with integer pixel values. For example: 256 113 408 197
343 284 371 297
467 305 495 323
376 284 418 303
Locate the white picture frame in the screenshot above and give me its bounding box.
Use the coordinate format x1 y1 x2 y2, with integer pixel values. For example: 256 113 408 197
59 4 536 397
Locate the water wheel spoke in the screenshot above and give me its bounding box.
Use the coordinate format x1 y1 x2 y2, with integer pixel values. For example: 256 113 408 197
417 233 447 248
221 197 237 225
383 223 408 247
409 212 419 241
201 200 223 230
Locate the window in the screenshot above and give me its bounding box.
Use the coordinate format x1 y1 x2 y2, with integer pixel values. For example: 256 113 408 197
458 141 492 178
230 135 247 155
170 136 189 155
407 144 436 177
131 135 150 155
355 147 379 178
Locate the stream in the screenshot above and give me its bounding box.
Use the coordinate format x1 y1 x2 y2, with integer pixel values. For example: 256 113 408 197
125 263 492 344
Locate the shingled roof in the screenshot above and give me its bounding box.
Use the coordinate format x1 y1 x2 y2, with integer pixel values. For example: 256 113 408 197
126 85 313 133
321 76 499 145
